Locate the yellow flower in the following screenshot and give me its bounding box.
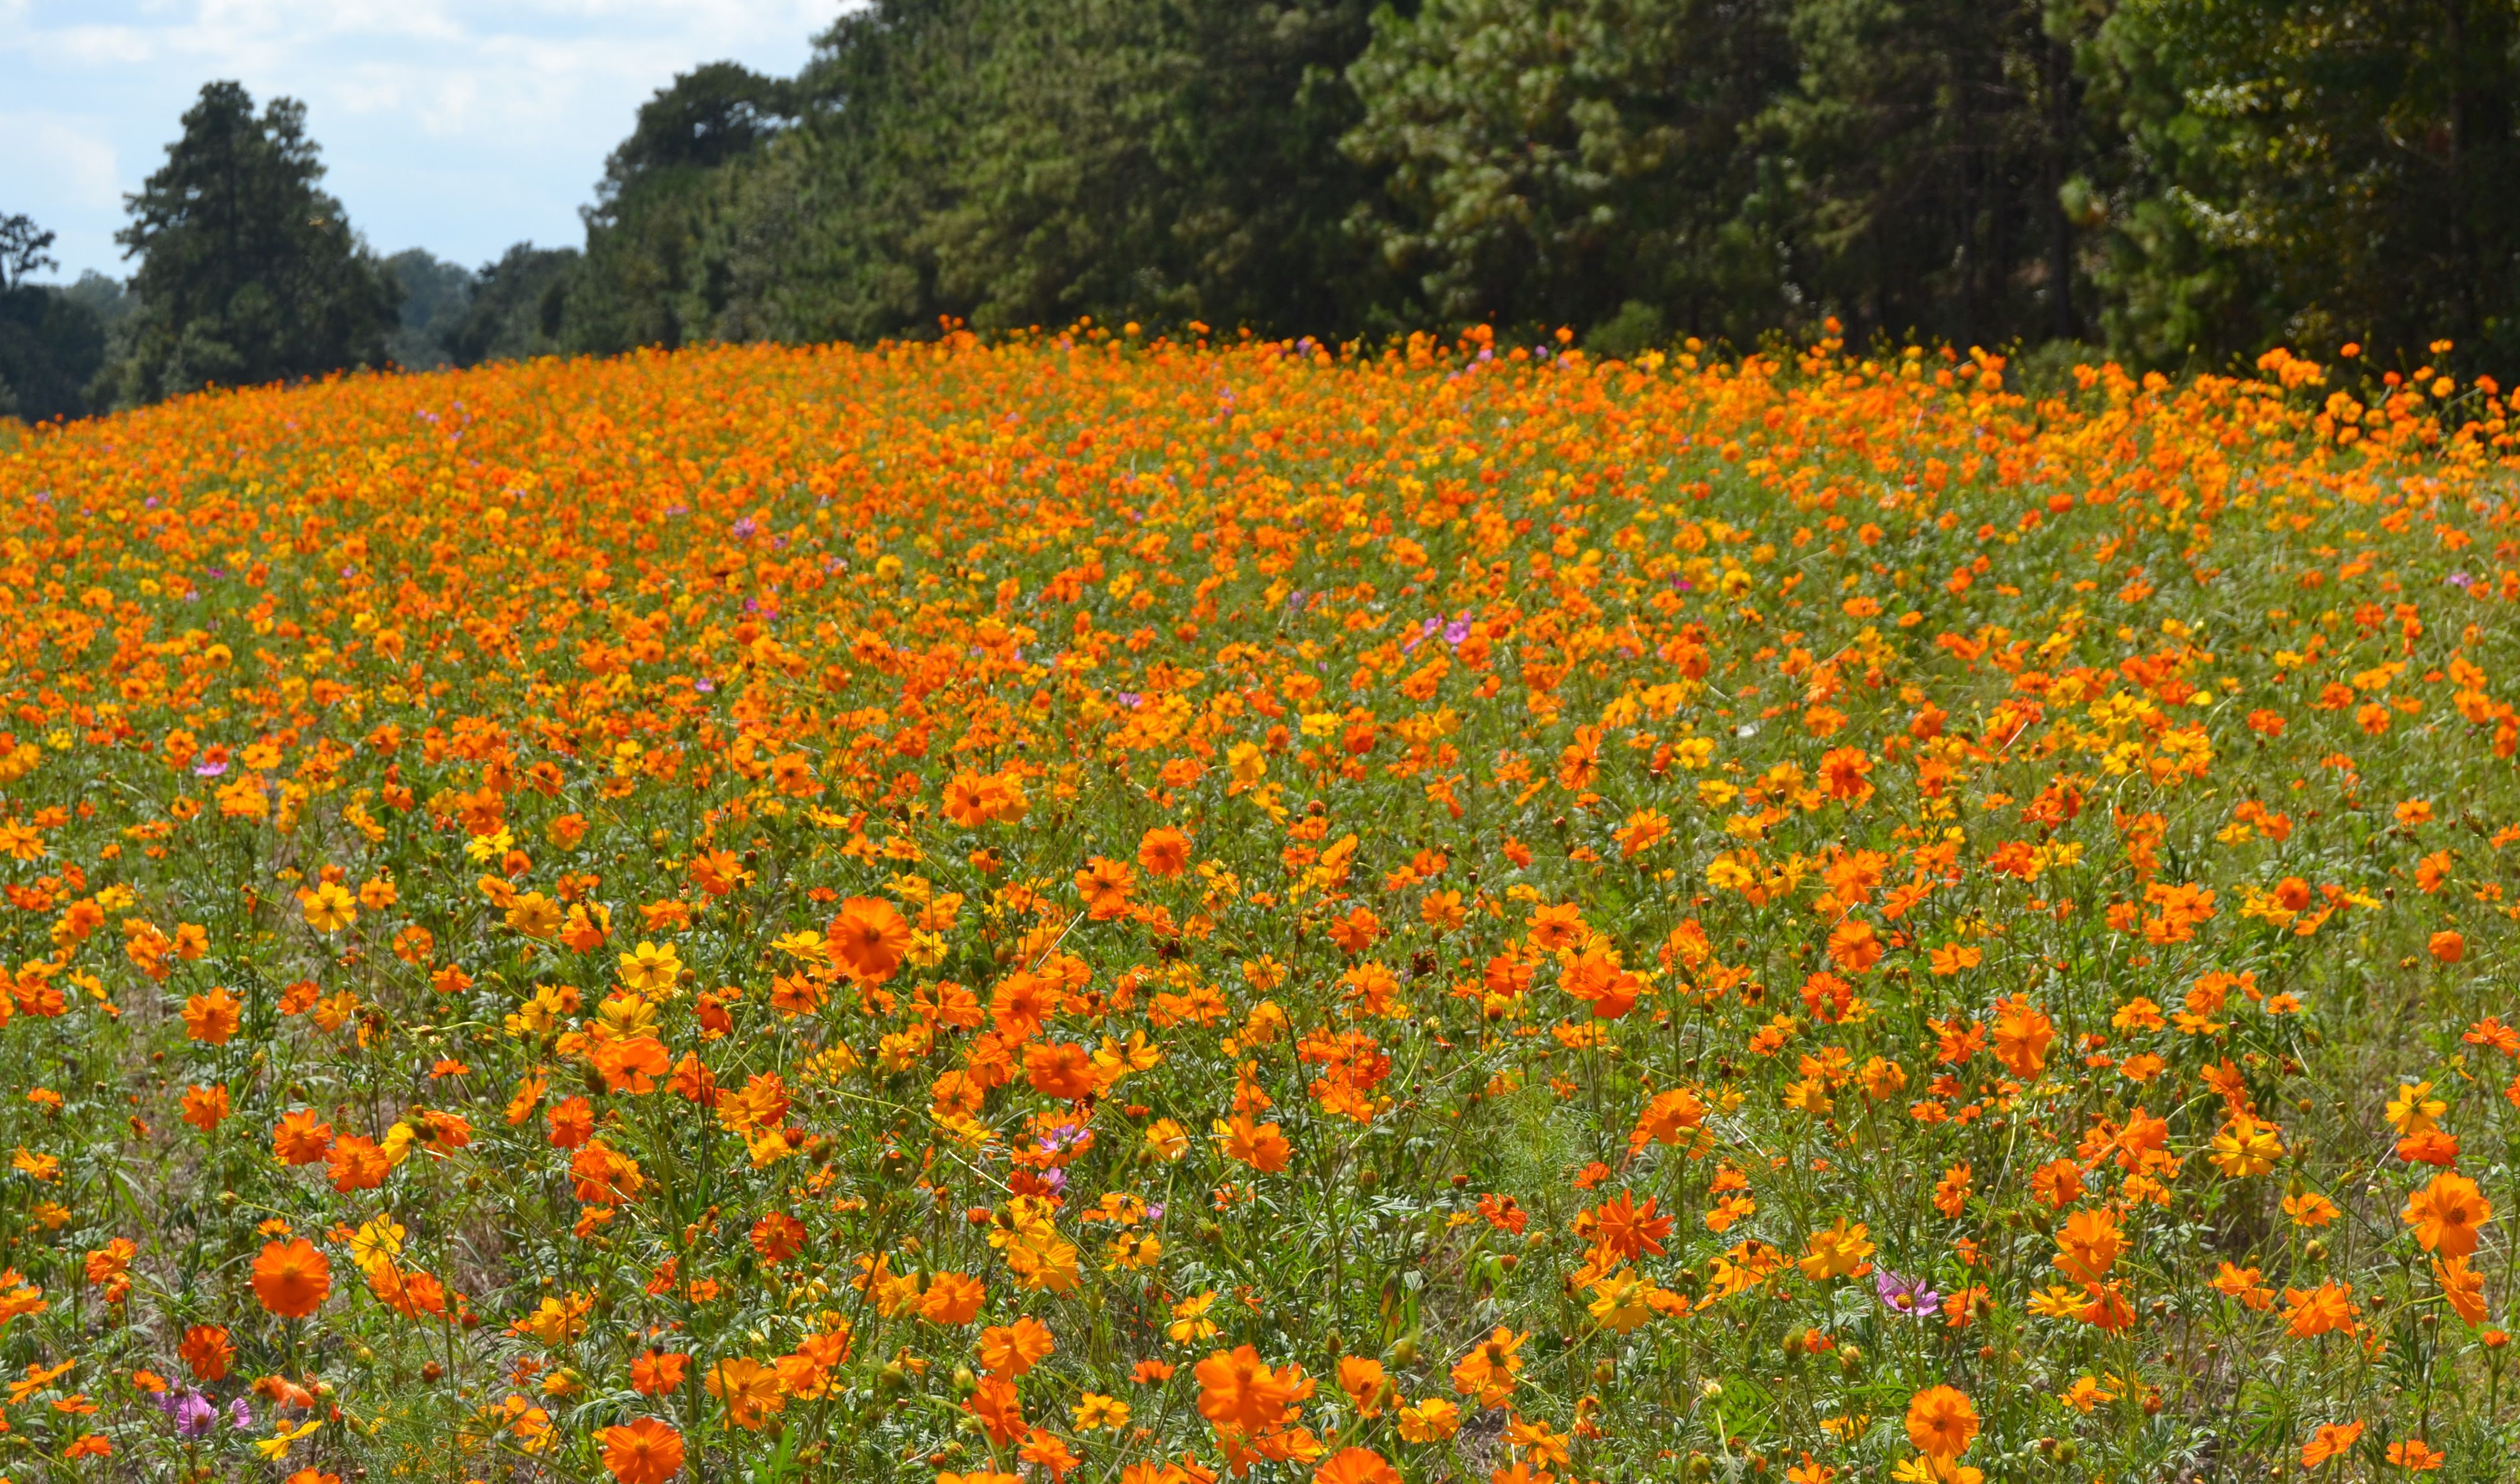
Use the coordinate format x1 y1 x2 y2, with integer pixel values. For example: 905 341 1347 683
253 1418 322 1460
1796 1218 1874 1281
1069 1392 1130 1431
1166 1291 1220 1344
617 941 683 994
1396 1396 1462 1442
2207 1115 2284 1178
300 880 357 933
2385 1081 2445 1137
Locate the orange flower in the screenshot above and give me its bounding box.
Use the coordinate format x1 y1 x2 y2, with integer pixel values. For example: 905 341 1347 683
2434 1254 2488 1326
1024 1041 1100 1101
978 1316 1055 1377
920 1270 986 1325
1905 1385 1979 1459
2429 930 2465 963
1314 1447 1401 1484
2386 1438 2446 1471
630 1351 690 1395
180 987 240 1045
1576 1191 1675 1263
271 1109 335 1169
595 1416 685 1484
179 1083 230 1131
2283 1280 2359 1338
1136 827 1192 877
2403 1171 2491 1257
1074 856 1138 919
704 1358 786 1429
1213 1113 1292 1172
827 897 911 982
251 1238 331 1318
1561 948 1640 1019
1988 997 2055 1077
1825 920 1881 973
1335 1356 1389 1417
1447 1326 1527 1407
325 1135 390 1193
749 1213 806 1264
178 1324 234 1382
967 1374 1026 1445
1195 1344 1314 1437
2298 1420 2363 1469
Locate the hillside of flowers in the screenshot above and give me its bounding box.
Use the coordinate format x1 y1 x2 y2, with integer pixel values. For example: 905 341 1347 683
0 326 2516 1484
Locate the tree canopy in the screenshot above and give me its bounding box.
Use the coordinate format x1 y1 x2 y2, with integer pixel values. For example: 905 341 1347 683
105 82 400 405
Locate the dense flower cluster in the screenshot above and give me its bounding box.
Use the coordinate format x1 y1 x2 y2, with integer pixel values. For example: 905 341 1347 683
0 326 2515 1481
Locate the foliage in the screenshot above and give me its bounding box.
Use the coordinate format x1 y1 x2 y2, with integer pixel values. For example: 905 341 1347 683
2091 0 2520 369
447 245 579 369
1343 0 1794 340
105 82 400 408
0 286 105 424
705 0 1392 345
1 328 2518 1481
384 250 478 372
558 63 798 356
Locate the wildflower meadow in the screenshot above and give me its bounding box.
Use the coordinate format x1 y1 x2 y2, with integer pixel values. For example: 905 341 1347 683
0 326 2515 1484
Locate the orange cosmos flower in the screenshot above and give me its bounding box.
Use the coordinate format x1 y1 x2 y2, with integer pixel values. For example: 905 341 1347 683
1988 996 2055 1076
1825 919 1881 973
178 1324 234 1381
2283 1281 2359 1338
918 1270 986 1325
1194 1344 1314 1436
1314 1447 1401 1484
2403 1171 2491 1257
1213 1112 1292 1172
1904 1384 1979 1459
2386 1438 2445 1471
2298 1420 2363 1469
978 1316 1055 1377
630 1351 690 1396
595 1417 685 1484
251 1238 331 1318
180 987 240 1045
827 897 911 982
1024 1041 1100 1100
179 1083 230 1131
1074 856 1138 918
704 1358 786 1429
1447 1326 1527 1407
966 1375 1026 1444
1136 826 1191 877
2434 1254 2488 1325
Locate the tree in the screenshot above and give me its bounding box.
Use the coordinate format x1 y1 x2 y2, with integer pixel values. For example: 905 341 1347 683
561 63 796 353
0 213 107 422
446 244 579 366
1756 0 2102 351
105 81 400 405
384 249 476 370
706 0 1398 344
2095 0 2520 369
1343 0 1796 341
1 214 59 290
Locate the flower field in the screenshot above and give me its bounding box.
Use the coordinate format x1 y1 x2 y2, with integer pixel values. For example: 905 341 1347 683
1 327 2518 1484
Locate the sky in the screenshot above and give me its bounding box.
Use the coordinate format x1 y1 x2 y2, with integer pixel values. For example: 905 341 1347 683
0 0 835 283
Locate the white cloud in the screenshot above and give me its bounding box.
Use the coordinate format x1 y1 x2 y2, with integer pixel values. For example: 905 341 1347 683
0 113 121 209
0 0 836 278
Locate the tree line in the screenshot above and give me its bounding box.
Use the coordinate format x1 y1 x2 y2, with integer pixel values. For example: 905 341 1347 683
7 0 2519 418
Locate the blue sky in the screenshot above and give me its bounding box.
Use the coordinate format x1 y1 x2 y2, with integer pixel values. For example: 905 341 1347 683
1 0 833 283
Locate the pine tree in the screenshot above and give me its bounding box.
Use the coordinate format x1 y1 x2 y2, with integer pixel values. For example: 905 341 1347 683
106 81 398 405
